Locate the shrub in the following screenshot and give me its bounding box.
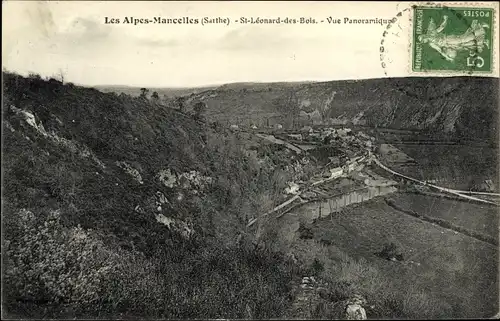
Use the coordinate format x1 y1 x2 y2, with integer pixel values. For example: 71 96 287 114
193 101 207 121
310 258 325 276
27 73 42 80
319 253 442 319
376 242 404 261
5 210 111 305
298 223 314 239
319 237 333 246
3 208 163 317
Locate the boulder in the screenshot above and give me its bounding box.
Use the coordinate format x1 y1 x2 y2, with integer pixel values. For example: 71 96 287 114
344 295 367 320
285 181 300 195
158 169 177 188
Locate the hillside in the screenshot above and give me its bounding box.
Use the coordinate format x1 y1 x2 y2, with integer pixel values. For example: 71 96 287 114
181 77 498 142
2 73 310 319
3 73 498 319
94 81 315 98
94 84 219 98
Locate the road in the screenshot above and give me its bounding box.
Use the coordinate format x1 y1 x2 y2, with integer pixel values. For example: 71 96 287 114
255 133 305 154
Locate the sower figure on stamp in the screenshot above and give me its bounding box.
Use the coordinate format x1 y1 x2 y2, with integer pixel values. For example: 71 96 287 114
419 15 490 62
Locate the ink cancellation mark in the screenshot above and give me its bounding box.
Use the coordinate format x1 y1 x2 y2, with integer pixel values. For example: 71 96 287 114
412 5 494 73
380 6 467 100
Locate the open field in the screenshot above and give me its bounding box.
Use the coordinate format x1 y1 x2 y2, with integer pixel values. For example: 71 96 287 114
390 192 499 240
93 85 219 98
394 144 499 190
288 197 498 319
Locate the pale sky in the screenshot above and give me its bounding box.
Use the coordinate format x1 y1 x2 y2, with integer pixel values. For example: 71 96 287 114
2 1 499 87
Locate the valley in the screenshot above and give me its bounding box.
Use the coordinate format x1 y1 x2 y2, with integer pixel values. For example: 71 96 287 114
2 72 498 320
251 126 499 319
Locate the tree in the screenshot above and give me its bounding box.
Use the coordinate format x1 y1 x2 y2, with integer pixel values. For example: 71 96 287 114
193 101 207 121
57 68 65 84
151 91 159 101
175 96 186 112
140 88 149 98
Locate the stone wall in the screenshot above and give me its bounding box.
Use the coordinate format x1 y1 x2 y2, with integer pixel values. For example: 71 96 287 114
302 186 397 224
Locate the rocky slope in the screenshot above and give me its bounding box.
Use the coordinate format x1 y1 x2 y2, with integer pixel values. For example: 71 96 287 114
183 77 498 142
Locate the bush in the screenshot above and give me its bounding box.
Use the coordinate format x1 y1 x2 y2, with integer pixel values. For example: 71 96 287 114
193 101 207 120
3 208 189 318
298 223 314 239
376 242 404 261
3 206 299 319
319 253 441 319
310 258 325 276
6 210 99 303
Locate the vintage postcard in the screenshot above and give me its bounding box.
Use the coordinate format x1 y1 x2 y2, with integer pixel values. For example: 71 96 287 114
2 1 499 320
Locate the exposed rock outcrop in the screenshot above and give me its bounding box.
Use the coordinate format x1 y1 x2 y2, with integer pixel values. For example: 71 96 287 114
158 169 177 188
9 105 106 169
344 294 367 320
115 161 143 184
155 213 195 239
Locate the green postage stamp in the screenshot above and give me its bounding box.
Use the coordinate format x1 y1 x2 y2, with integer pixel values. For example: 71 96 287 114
412 5 494 73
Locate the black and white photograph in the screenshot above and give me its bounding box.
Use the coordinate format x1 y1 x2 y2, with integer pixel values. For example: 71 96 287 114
2 1 499 319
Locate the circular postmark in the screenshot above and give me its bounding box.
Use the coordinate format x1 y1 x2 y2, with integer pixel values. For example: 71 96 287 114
380 3 486 100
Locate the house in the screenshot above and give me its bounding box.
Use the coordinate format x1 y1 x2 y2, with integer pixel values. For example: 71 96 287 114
285 181 300 195
337 128 352 136
288 134 303 141
328 156 340 166
357 132 371 140
301 126 313 133
330 167 344 179
309 132 321 139
230 124 239 131
347 162 357 172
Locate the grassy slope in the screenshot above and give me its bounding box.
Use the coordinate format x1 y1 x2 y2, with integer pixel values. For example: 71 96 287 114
394 144 499 190
307 198 499 319
2 73 304 319
3 74 207 248
390 193 499 239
